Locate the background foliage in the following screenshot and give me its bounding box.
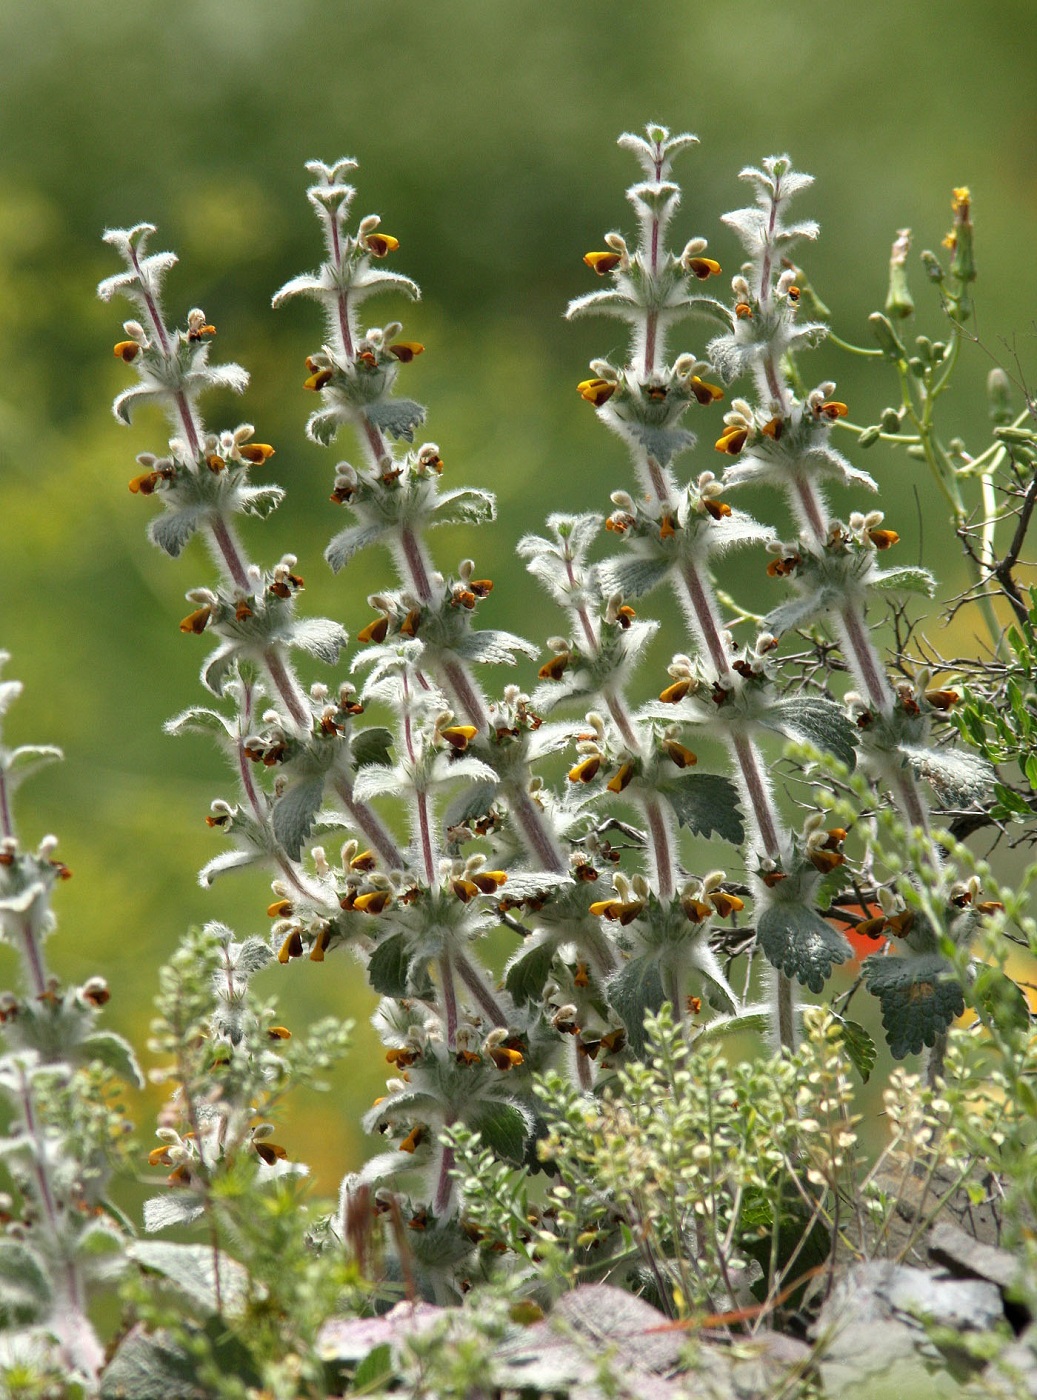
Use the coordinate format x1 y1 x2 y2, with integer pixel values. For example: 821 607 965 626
1 0 1035 1188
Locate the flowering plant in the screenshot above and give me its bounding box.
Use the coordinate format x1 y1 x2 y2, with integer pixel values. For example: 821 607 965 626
1 124 1035 1397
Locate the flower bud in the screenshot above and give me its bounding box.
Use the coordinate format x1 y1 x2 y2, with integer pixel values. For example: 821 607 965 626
884 228 915 320
868 313 906 362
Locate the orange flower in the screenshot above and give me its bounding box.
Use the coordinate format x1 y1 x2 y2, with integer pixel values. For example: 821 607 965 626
267 1026 292 1040
386 1047 419 1068
709 890 745 918
715 426 748 455
867 528 899 550
734 302 753 319
354 889 391 914
238 443 276 464
703 499 732 520
688 376 724 405
389 341 424 362
663 741 697 768
686 256 722 279
538 652 570 681
819 400 849 420
179 606 211 635
658 679 691 704
357 615 390 645
488 1045 524 1071
255 1141 288 1165
442 724 477 751
451 877 481 903
583 250 622 275
925 688 959 710
128 469 161 494
366 232 399 258
267 898 294 918
399 607 422 638
277 930 304 963
573 961 590 988
568 755 602 784
470 870 508 894
304 369 333 391
761 416 784 441
113 340 140 362
397 1125 425 1153
606 762 634 793
577 378 616 407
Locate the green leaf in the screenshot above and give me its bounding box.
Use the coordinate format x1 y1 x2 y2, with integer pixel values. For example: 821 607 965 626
353 1344 395 1389
0 1240 51 1326
367 932 411 997
757 901 851 993
351 726 394 769
597 553 673 601
870 565 936 596
148 504 208 557
834 1016 877 1084
467 1101 534 1165
324 522 389 573
606 955 666 1056
101 1325 203 1400
271 776 326 859
80 1031 145 1088
660 772 744 844
861 952 964 1059
127 1241 249 1317
366 396 425 442
504 937 557 1007
430 486 497 529
762 696 858 771
971 966 1031 1034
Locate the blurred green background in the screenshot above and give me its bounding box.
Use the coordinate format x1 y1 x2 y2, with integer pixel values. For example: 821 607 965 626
1 0 1035 1194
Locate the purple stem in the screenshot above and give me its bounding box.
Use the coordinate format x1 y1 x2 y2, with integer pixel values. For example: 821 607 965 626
454 950 508 1028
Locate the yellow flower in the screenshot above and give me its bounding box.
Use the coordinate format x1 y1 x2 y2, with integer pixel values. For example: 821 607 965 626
686 256 722 280
577 377 617 407
583 250 622 275
365 232 399 258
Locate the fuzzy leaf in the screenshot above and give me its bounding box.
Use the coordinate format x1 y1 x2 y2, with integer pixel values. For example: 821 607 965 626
861 952 964 1059
834 1016 877 1084
442 780 498 835
80 1031 144 1088
200 641 241 696
429 487 497 529
367 933 411 997
127 1241 249 1317
455 629 539 665
148 504 209 558
351 727 393 769
3 745 63 791
143 1192 205 1233
236 484 285 520
504 937 558 1007
284 616 348 665
198 848 262 887
899 744 994 807
764 589 834 636
659 772 744 844
762 696 858 771
621 422 696 466
0 1240 51 1325
596 554 673 601
324 522 389 573
757 901 851 992
306 409 342 447
606 955 666 1056
870 565 936 597
271 776 326 859
164 706 235 741
364 397 425 442
100 1326 202 1400
467 1100 534 1165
